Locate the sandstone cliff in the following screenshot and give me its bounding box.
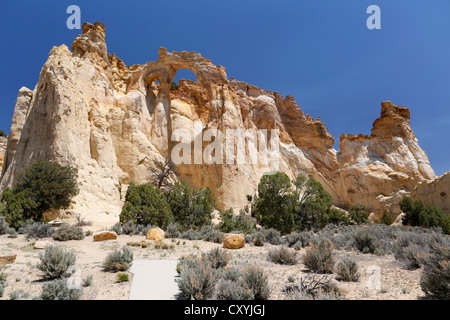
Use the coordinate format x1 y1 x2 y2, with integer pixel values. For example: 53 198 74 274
412 172 450 215
0 22 444 223
0 136 6 178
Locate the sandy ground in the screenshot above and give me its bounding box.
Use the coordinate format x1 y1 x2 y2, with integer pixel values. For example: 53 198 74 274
0 229 425 300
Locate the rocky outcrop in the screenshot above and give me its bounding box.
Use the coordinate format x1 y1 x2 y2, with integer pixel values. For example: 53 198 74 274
0 136 6 179
0 22 441 224
336 101 436 220
412 172 450 215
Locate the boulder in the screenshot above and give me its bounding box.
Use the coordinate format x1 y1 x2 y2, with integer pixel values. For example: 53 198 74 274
223 233 245 249
34 240 50 249
146 227 165 241
93 231 118 241
0 254 17 264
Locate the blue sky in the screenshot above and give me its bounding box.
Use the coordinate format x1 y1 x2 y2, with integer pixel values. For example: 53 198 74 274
0 0 449 175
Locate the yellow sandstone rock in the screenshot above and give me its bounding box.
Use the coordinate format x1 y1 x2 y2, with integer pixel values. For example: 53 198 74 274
146 227 165 241
223 233 245 249
93 231 118 241
0 254 17 264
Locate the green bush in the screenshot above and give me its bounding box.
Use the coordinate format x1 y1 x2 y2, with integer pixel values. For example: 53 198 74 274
400 197 447 231
268 247 298 265
170 82 179 91
40 279 82 300
103 246 134 272
335 257 360 282
442 216 450 235
252 172 333 234
120 183 173 229
37 245 77 280
302 238 335 273
252 172 297 234
419 238 450 299
52 223 85 241
117 273 130 283
380 210 393 225
0 161 78 228
168 181 215 230
348 204 369 225
325 208 351 226
0 130 5 136
218 208 256 234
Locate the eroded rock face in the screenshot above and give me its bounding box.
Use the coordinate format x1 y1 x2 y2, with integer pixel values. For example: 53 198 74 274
412 172 450 215
0 22 442 223
0 136 7 178
336 101 436 220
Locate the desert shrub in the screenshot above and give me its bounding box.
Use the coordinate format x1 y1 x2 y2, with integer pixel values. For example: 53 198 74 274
200 225 223 243
380 210 393 225
75 215 92 227
117 273 129 282
218 209 257 234
221 268 243 282
348 204 369 225
203 247 232 269
37 245 76 280
180 229 202 240
215 279 254 300
166 223 180 238
0 284 4 298
419 238 450 299
120 183 173 229
168 181 215 231
335 257 360 282
252 232 265 246
82 275 93 287
268 247 298 265
40 279 82 300
176 256 218 300
393 231 431 269
302 238 335 273
242 266 270 300
23 222 54 239
1 161 78 228
283 274 340 299
262 228 282 245
52 223 85 241
103 246 134 272
9 289 30 300
0 215 16 236
170 82 179 91
110 222 122 235
0 130 5 136
353 229 380 254
283 231 315 248
400 197 447 231
121 220 139 235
